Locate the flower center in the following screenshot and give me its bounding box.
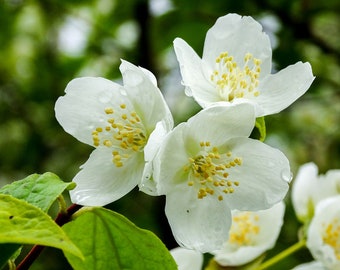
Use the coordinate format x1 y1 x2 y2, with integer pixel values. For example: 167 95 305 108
210 52 261 101
322 218 340 259
91 103 147 167
228 212 260 247
184 141 242 201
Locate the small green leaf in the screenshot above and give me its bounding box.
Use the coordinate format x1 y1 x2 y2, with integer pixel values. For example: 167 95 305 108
0 194 83 259
0 244 21 270
63 207 177 270
255 117 266 142
0 172 73 212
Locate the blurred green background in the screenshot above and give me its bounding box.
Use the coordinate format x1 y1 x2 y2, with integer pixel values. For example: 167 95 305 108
1 0 340 269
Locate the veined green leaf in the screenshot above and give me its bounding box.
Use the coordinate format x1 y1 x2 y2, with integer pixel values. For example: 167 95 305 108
0 194 83 259
63 207 177 270
0 172 74 212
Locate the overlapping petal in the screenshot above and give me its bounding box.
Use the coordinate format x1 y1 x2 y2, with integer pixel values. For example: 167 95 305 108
55 77 127 146
165 186 232 252
292 162 340 223
174 13 315 116
153 103 290 252
307 196 340 269
212 202 285 266
55 60 173 206
202 13 272 76
69 147 144 206
170 247 203 270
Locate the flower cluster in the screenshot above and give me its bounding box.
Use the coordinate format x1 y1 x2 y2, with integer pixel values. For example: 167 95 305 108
55 12 315 260
292 163 340 269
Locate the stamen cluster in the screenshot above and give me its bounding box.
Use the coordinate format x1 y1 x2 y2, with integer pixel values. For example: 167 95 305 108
210 52 261 101
229 212 260 246
91 103 146 167
184 141 242 201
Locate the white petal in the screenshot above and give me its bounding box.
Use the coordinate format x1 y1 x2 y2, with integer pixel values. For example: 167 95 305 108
256 62 315 116
152 123 190 194
173 38 220 106
203 13 272 76
170 247 203 270
119 60 173 132
55 77 127 145
292 261 327 270
153 103 255 194
221 137 290 210
213 202 285 266
165 186 232 252
307 196 340 269
184 103 255 146
291 162 319 222
69 147 144 206
139 120 173 195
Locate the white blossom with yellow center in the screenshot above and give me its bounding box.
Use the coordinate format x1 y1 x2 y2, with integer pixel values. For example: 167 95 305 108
55 60 173 206
307 196 340 270
212 202 285 266
173 13 315 117
292 162 340 223
152 103 291 252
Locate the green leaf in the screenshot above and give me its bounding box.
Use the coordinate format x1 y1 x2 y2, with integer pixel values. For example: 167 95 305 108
62 207 177 270
0 172 74 212
0 244 21 270
0 194 83 259
255 117 266 142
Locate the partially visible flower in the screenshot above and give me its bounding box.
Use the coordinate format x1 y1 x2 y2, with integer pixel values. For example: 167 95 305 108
173 13 314 117
170 247 203 270
55 60 173 206
292 261 327 270
307 196 340 269
292 162 340 223
152 103 291 252
212 201 285 266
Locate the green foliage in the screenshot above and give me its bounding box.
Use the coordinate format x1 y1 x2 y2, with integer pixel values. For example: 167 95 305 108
0 172 74 212
0 244 21 270
0 0 339 269
0 173 77 268
255 117 266 142
62 207 177 270
0 194 83 259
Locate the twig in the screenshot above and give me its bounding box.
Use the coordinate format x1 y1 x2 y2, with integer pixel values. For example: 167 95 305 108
16 204 82 270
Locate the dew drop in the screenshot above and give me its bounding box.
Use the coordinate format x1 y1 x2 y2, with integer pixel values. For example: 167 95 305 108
119 88 127 96
280 169 293 183
98 92 113 103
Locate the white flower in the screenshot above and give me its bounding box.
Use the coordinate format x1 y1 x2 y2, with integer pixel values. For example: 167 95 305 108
292 162 340 223
307 196 340 270
152 103 291 252
55 60 173 206
173 13 315 117
170 247 203 270
212 201 285 266
292 261 327 270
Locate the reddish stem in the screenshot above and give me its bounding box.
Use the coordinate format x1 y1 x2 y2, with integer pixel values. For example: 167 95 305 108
16 204 82 270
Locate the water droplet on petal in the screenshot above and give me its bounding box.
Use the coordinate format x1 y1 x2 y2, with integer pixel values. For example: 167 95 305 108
98 92 113 103
120 88 127 96
280 169 293 183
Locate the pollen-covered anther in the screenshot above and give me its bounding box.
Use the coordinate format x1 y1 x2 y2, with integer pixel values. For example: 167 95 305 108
91 106 146 168
229 212 260 246
210 51 261 101
322 218 340 259
185 141 242 201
